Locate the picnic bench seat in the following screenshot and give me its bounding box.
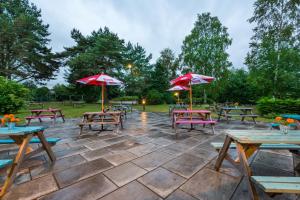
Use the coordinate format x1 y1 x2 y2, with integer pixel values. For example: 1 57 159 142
0 159 13 169
211 142 300 151
0 138 60 145
251 176 300 194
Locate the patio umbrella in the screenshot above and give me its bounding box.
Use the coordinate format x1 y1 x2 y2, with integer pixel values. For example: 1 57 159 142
77 73 123 112
170 72 214 110
167 85 189 104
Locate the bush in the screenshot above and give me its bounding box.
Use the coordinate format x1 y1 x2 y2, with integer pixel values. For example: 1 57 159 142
0 77 29 113
111 96 139 101
146 89 164 105
257 97 300 115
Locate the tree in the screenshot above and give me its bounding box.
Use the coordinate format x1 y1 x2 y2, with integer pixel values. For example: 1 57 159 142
0 0 61 82
123 42 152 97
246 0 300 98
64 27 125 102
181 13 232 102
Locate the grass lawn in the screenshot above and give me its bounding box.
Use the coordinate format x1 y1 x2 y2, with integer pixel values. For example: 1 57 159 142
11 102 273 123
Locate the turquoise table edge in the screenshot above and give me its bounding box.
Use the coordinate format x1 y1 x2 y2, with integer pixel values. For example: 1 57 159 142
0 126 46 135
281 114 300 120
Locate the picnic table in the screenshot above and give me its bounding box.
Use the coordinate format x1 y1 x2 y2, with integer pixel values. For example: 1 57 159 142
168 104 188 116
172 110 216 137
281 114 300 129
79 111 122 135
0 126 56 197
26 108 65 125
214 130 300 200
217 107 258 123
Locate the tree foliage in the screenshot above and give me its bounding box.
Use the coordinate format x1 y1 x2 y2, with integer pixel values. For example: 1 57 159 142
0 0 61 83
246 0 300 98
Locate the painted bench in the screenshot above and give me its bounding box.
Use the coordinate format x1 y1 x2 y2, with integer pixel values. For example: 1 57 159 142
0 138 60 144
211 142 300 151
251 176 300 194
175 120 216 136
0 159 13 169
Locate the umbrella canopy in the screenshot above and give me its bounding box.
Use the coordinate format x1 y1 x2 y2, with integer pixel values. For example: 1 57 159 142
77 73 123 112
170 72 214 110
170 72 214 86
167 85 189 91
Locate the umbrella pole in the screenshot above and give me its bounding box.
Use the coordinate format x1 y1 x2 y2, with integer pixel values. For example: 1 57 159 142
189 81 193 110
101 84 104 112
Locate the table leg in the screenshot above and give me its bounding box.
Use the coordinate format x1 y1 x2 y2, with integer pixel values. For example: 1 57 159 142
217 109 223 121
236 143 259 200
60 111 65 123
36 131 56 162
0 134 33 197
215 135 232 171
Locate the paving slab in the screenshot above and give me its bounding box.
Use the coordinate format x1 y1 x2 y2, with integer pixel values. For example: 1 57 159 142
3 175 58 200
151 137 175 146
38 173 117 200
81 148 113 161
163 153 208 178
105 140 140 152
181 168 240 200
104 162 147 187
165 189 197 200
138 167 186 198
187 145 218 160
55 158 113 188
103 150 137 166
55 146 89 159
84 140 110 150
99 181 162 200
128 143 160 157
133 151 175 171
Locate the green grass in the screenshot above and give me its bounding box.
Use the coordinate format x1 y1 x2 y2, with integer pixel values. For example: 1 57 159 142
10 102 273 123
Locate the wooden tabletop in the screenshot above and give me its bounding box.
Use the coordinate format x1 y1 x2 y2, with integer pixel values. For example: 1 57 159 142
83 111 121 115
0 126 45 136
173 110 211 114
31 109 61 112
226 130 300 144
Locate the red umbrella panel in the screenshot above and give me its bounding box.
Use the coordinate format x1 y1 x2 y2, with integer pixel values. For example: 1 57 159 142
170 72 214 110
167 85 190 104
77 73 123 112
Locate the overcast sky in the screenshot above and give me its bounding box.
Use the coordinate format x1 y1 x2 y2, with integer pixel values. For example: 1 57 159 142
30 0 255 87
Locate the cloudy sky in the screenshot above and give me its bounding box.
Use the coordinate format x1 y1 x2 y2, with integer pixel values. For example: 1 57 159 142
30 0 255 87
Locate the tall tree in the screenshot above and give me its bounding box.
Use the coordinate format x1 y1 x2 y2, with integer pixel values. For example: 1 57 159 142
0 0 60 82
246 0 300 98
181 12 232 101
64 27 125 101
123 42 152 97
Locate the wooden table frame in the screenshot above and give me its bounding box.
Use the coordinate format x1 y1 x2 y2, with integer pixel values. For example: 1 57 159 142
172 110 211 128
214 130 300 200
79 112 122 135
217 107 257 123
0 128 55 197
27 109 65 125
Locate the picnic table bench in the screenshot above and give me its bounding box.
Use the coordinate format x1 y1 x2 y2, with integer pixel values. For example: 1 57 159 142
217 107 258 123
172 110 216 137
214 129 300 200
79 111 122 135
26 108 65 125
72 101 85 107
0 126 57 197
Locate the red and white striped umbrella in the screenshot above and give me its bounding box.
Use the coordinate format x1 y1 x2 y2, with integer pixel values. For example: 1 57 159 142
77 73 123 111
167 85 189 91
170 72 214 86
170 72 214 110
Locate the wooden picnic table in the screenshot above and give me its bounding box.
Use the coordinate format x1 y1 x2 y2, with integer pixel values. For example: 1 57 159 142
217 107 258 123
214 130 300 200
172 110 216 136
281 114 300 129
79 111 122 135
26 108 65 125
0 126 55 197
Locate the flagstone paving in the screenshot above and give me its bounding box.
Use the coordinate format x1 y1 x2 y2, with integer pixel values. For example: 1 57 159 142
1 111 299 199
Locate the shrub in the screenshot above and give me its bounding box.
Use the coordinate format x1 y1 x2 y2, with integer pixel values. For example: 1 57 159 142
0 77 29 113
146 89 164 105
256 97 300 115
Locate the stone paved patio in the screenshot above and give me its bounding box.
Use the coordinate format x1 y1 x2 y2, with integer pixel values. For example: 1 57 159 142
1 111 299 200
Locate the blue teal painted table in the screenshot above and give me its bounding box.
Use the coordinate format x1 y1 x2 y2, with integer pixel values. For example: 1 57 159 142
214 130 300 200
0 126 56 197
281 114 300 129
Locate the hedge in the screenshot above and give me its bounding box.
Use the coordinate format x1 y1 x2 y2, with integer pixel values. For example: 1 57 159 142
256 98 300 115
111 96 139 101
